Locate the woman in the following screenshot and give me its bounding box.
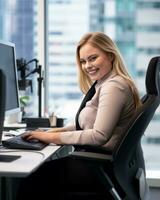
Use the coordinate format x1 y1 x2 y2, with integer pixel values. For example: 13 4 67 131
17 32 141 200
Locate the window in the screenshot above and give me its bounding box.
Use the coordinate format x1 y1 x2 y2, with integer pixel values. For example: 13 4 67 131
45 0 160 171
0 0 44 118
1 0 160 171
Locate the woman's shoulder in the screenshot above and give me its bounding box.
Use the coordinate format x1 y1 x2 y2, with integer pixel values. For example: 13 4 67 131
102 73 129 91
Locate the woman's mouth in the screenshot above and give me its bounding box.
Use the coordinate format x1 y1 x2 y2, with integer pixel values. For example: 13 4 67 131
87 69 99 75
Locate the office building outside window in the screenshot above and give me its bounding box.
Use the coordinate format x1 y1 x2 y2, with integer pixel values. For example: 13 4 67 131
0 0 40 117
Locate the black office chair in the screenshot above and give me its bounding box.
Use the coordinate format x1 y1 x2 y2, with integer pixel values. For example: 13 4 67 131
68 56 160 200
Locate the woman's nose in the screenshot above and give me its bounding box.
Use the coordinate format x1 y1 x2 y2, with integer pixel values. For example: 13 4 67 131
85 61 91 69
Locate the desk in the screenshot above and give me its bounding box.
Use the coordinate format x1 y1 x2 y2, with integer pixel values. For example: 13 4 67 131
0 144 73 200
0 145 61 177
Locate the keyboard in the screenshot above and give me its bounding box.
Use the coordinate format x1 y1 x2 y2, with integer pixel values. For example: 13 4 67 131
2 133 47 150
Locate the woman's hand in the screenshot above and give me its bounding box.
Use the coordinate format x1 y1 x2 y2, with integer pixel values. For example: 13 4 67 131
22 130 62 144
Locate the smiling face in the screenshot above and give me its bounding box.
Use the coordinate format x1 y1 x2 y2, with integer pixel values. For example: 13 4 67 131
79 43 113 81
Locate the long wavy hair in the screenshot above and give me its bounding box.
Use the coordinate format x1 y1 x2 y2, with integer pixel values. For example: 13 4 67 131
76 32 141 109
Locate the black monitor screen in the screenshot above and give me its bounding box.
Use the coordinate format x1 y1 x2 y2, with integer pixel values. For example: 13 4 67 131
0 41 20 115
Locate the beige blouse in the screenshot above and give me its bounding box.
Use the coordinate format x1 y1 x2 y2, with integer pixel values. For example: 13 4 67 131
60 70 135 151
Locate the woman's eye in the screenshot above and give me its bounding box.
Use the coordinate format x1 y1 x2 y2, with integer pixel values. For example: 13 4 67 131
90 56 97 62
80 60 86 65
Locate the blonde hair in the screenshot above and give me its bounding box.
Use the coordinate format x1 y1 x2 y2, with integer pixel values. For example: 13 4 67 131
76 32 141 109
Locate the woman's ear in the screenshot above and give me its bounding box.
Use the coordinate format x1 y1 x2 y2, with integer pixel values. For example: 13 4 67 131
108 53 114 62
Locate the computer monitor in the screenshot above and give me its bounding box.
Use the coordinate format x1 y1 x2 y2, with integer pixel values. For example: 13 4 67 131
0 69 6 143
0 41 20 119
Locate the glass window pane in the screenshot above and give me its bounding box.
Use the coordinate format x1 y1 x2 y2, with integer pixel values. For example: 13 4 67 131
0 0 39 117
47 0 90 121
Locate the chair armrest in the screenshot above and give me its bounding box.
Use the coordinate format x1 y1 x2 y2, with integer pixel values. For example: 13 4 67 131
73 145 112 154
68 145 113 162
69 150 113 162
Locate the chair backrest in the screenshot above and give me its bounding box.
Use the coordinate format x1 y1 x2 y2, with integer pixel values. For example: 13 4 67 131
113 57 160 199
114 56 160 157
145 57 160 96
0 69 6 144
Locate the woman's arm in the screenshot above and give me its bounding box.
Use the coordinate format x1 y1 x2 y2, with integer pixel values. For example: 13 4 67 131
46 127 68 133
22 124 76 144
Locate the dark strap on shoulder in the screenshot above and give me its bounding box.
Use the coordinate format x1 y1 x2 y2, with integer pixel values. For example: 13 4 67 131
75 81 97 130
